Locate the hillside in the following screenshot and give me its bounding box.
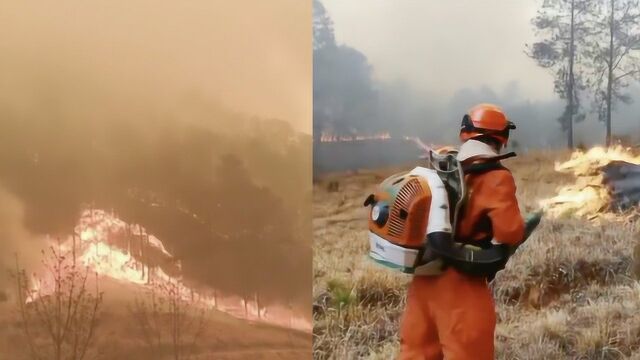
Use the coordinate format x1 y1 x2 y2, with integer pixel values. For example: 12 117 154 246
0 278 311 360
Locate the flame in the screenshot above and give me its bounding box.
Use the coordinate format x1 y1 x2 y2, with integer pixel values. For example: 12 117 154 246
27 209 311 332
80 228 96 241
25 274 42 304
540 146 640 218
319 131 391 143
554 146 640 175
78 242 149 285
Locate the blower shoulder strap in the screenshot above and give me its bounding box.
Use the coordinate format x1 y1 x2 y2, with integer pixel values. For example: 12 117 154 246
462 161 506 174
461 152 516 175
452 151 516 240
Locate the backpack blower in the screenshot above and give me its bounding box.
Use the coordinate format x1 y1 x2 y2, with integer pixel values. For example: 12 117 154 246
363 146 542 279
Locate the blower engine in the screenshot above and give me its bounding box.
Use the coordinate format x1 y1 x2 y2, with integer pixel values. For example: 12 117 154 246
363 147 542 278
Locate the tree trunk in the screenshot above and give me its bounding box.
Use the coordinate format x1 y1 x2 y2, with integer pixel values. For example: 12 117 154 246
139 225 145 280
289 301 293 329
255 292 261 319
606 0 615 146
568 0 576 149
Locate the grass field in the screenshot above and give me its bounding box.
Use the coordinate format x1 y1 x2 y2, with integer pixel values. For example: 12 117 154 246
313 149 640 359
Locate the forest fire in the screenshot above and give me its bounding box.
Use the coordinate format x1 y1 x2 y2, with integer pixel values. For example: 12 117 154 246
25 209 311 332
540 146 640 218
319 131 391 143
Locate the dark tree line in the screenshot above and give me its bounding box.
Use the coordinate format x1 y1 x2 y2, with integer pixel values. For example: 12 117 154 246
313 0 390 140
0 95 311 313
313 0 640 150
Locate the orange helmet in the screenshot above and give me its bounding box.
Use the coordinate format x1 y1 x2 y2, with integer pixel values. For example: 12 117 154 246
459 103 516 146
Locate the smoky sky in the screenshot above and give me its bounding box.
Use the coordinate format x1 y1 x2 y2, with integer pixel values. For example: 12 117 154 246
0 0 312 317
0 0 311 134
316 0 640 148
321 0 551 102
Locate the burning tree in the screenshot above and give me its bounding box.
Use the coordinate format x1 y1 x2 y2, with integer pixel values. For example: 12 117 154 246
13 237 103 360
129 277 209 360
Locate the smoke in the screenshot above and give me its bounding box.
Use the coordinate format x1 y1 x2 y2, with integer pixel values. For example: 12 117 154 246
0 185 45 302
0 0 311 317
0 0 310 134
313 0 640 174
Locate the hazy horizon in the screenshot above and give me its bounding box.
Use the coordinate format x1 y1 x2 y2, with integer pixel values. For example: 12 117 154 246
315 0 640 151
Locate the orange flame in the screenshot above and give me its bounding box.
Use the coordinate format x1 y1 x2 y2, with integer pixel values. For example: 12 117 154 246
28 209 311 332
540 146 640 218
319 131 391 143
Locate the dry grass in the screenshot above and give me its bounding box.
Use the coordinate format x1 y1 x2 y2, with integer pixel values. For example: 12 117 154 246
0 287 311 360
313 150 640 359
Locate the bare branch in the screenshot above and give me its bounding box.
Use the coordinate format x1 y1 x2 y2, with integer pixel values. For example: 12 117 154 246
130 276 209 359
614 69 640 80
14 240 102 360
14 255 42 360
78 272 102 360
612 45 633 71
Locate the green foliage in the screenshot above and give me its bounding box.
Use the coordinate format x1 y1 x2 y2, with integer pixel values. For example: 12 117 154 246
527 0 595 147
326 278 355 308
584 0 640 145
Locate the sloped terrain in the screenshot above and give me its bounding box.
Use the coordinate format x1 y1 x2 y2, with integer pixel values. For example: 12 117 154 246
0 279 311 360
313 150 640 359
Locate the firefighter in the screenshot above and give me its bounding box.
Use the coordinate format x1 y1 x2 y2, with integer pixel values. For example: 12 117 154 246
398 103 525 360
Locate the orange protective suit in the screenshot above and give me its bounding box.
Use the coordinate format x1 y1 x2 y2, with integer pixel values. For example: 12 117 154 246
398 141 525 360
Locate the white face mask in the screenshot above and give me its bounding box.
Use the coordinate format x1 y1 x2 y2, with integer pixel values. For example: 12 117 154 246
457 139 500 162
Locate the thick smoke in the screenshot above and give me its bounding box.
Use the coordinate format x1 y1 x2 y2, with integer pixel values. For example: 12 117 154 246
0 0 311 318
0 186 44 303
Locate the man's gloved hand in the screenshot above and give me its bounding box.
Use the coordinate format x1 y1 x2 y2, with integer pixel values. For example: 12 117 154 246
487 211 543 283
